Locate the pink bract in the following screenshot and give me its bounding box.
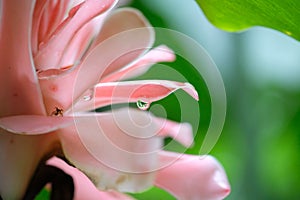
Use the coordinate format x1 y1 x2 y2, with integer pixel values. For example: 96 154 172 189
0 0 230 199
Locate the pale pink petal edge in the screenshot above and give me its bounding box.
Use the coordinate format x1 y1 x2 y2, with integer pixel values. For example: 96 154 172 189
47 157 135 200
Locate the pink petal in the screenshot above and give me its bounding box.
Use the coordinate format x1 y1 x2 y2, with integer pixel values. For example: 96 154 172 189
57 16 105 69
47 157 135 200
58 108 162 192
70 80 198 113
34 0 117 70
155 117 194 148
31 0 48 54
87 8 155 77
70 8 155 97
155 151 231 200
37 0 72 47
39 8 155 113
101 45 176 82
0 0 46 116
32 0 71 54
0 115 73 135
0 132 58 199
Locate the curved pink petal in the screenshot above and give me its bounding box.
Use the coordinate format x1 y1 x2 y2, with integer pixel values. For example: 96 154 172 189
32 0 71 54
47 157 135 200
39 8 155 114
70 80 198 113
0 0 45 116
0 3 48 197
37 0 72 48
34 0 118 70
155 152 231 200
0 132 58 199
0 115 73 135
87 8 155 77
155 117 194 148
57 16 104 69
58 108 162 192
31 0 48 54
101 45 176 82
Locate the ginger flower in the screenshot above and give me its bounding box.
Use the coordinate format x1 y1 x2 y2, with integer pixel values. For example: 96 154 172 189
0 0 230 199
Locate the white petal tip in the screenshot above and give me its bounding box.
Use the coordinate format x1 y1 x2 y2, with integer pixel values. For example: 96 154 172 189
213 170 231 197
183 82 199 101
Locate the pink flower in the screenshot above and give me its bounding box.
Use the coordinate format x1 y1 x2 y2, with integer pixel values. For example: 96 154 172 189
0 0 230 199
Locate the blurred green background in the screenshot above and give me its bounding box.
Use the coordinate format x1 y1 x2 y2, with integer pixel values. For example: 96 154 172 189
128 0 300 199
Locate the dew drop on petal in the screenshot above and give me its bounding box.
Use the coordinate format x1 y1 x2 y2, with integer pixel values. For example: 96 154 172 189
136 99 150 110
83 89 94 101
83 94 92 101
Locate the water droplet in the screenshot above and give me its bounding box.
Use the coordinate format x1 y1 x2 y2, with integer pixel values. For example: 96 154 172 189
83 95 92 101
136 99 150 110
83 89 94 101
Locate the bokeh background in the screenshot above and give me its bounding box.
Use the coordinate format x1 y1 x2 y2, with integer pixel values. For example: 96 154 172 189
128 0 300 199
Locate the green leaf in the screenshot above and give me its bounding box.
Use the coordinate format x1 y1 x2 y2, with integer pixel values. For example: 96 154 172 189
34 188 50 200
196 0 300 41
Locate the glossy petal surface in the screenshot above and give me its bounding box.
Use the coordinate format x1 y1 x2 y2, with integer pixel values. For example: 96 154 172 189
59 109 162 192
34 0 118 70
155 152 231 200
0 0 45 116
47 157 135 200
71 80 198 112
0 115 73 135
155 118 194 148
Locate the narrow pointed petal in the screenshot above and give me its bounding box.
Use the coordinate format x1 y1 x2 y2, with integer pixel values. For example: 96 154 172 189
155 152 231 200
58 108 162 192
47 157 135 200
88 8 155 76
71 80 198 113
0 115 73 135
37 0 72 47
0 0 45 116
57 16 104 69
32 0 71 54
31 0 48 54
155 118 194 148
34 0 118 70
101 45 176 82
